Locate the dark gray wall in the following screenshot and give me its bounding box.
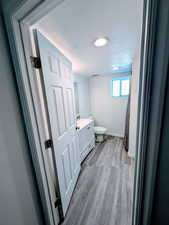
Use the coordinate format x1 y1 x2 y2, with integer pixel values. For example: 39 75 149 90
150 74 169 225
147 0 169 224
0 12 44 225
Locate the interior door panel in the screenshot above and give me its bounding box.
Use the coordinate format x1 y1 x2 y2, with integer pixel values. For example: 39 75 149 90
36 31 81 215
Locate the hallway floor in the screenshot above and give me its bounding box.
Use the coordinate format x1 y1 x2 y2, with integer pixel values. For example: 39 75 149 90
62 137 134 225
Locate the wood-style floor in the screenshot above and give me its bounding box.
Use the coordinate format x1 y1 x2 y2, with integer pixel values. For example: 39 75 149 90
62 136 134 225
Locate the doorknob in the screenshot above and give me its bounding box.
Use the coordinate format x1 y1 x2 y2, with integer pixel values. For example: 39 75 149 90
76 126 80 130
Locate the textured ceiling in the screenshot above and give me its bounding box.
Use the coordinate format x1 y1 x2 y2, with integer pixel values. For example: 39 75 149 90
35 0 143 76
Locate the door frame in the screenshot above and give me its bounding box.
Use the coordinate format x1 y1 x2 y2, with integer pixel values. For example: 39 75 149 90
1 0 169 225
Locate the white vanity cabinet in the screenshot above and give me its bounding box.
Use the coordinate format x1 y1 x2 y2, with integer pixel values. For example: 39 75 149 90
77 119 95 162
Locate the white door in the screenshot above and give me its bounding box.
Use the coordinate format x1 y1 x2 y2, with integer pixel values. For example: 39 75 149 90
36 31 81 215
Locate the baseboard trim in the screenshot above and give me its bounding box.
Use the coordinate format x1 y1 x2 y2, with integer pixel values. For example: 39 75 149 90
106 133 124 138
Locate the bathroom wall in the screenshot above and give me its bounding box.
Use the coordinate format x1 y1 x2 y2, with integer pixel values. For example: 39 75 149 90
74 74 91 118
129 54 140 158
89 73 130 137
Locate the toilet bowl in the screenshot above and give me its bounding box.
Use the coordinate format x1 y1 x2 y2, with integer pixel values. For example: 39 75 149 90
94 126 107 142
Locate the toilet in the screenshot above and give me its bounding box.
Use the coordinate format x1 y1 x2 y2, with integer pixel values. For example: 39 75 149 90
94 126 107 142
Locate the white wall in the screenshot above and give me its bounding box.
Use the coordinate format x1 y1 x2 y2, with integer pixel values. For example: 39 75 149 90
90 73 130 137
74 74 91 118
128 55 140 158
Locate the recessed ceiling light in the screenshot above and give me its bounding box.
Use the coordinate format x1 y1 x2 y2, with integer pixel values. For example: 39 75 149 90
112 66 119 70
94 37 109 47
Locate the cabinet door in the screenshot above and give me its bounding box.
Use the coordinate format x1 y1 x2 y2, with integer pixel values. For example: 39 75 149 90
79 129 87 154
79 121 95 162
86 122 94 142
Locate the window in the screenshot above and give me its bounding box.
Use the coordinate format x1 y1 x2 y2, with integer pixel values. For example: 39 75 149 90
111 77 130 97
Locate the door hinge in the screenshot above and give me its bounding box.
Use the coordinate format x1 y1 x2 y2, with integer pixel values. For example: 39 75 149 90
44 139 53 149
55 197 64 223
30 56 41 69
54 197 61 208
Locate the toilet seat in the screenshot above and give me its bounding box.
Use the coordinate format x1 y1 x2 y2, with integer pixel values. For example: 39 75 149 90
94 126 107 134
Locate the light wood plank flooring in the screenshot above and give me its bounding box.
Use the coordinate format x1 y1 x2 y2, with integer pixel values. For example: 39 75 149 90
62 136 134 225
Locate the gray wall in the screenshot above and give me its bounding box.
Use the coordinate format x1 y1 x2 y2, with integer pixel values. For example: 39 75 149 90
0 12 44 225
151 75 169 225
89 73 130 137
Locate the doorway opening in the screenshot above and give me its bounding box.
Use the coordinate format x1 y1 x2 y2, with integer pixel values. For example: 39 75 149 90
29 1 143 223
5 0 145 224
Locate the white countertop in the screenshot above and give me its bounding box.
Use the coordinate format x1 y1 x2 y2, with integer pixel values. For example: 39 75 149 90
77 118 93 130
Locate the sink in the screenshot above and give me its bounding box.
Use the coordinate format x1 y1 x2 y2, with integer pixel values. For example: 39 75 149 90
77 118 93 130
